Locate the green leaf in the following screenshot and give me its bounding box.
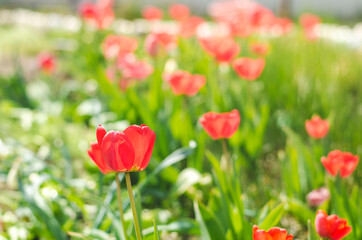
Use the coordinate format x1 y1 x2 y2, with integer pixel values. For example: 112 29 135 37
169 168 202 197
286 198 315 224
153 220 160 240
194 201 225 240
258 202 285 230
307 220 318 240
142 219 199 236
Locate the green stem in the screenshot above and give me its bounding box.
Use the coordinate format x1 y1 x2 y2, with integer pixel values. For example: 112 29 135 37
116 174 128 240
221 139 231 171
125 172 142 240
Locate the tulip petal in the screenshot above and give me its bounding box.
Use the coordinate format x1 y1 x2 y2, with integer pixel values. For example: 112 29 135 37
101 131 135 172
330 225 352 240
97 125 107 146
123 125 156 171
87 142 112 174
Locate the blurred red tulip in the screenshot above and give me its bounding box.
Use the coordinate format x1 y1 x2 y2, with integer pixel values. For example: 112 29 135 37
272 17 293 35
88 142 112 174
315 210 352 240
199 110 240 140
321 150 359 178
79 0 114 29
142 6 163 21
249 42 270 56
37 53 56 74
145 32 177 56
300 13 321 29
169 4 190 21
299 13 321 41
118 54 153 80
164 70 206 96
305 115 329 139
253 225 293 240
307 187 330 207
208 0 276 37
179 16 204 38
91 124 155 172
233 57 265 80
102 35 138 59
199 36 240 63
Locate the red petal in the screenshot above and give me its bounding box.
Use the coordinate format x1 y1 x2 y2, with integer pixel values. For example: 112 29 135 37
87 142 112 174
123 125 155 171
97 125 107 146
100 131 135 172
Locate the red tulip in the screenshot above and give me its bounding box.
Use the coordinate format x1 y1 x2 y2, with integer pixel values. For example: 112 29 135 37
89 124 155 173
253 225 293 240
249 42 270 56
169 4 190 21
37 53 56 74
307 187 330 207
321 150 359 178
300 13 321 29
208 1 276 37
145 32 177 56
87 142 112 174
102 35 138 59
271 17 293 35
142 6 163 21
118 54 153 80
305 115 329 139
199 110 240 140
164 70 206 96
179 16 204 38
315 210 352 240
79 0 114 29
199 36 240 63
233 57 265 81
299 13 321 41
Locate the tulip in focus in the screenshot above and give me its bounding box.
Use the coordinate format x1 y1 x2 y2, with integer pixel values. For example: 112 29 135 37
145 32 177 56
233 57 265 80
321 150 359 178
307 187 330 207
37 53 56 74
249 42 270 56
102 35 138 59
199 110 240 140
253 225 293 240
169 4 190 21
164 70 206 96
88 124 155 173
79 0 114 29
315 210 351 240
142 6 163 21
305 115 329 139
199 36 240 63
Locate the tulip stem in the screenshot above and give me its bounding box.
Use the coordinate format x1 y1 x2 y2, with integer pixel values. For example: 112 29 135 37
116 173 128 240
125 172 142 240
221 139 231 171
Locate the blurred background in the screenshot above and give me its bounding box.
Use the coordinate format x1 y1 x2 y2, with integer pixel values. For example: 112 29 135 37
0 0 361 239
1 0 362 19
